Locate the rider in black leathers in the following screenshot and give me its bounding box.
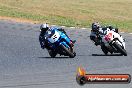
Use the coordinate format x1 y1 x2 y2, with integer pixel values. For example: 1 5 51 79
90 22 118 46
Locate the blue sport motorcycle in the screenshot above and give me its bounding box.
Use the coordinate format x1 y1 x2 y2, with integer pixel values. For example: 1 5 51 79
44 27 76 58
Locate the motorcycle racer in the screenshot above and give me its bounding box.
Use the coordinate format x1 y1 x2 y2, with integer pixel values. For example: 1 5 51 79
39 23 75 50
90 22 118 46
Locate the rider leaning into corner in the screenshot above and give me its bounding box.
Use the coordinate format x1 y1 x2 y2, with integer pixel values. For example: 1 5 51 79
39 23 76 50
90 22 119 46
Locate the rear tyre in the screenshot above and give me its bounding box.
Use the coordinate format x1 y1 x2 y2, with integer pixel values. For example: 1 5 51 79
60 44 75 58
48 50 57 58
113 42 127 56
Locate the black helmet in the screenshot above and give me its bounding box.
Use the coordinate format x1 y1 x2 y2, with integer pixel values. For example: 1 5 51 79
91 22 101 32
40 23 49 32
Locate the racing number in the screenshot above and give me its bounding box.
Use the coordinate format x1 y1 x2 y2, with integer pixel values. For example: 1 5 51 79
105 33 112 41
48 32 60 43
53 35 57 39
107 33 112 39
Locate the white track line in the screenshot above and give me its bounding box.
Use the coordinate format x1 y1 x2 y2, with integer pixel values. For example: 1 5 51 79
61 26 66 28
81 28 87 29
70 27 75 29
51 25 56 26
120 32 125 33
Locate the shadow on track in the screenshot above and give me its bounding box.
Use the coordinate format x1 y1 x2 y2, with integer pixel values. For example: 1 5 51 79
92 53 122 56
38 56 72 59
77 54 90 56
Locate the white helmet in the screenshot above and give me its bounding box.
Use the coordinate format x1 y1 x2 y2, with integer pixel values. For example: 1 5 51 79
40 23 49 32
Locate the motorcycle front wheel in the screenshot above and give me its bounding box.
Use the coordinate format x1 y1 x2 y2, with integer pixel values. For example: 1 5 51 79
48 50 57 58
113 42 127 56
60 44 76 58
101 45 108 55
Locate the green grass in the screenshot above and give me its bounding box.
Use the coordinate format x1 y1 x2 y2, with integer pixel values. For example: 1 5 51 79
0 0 132 32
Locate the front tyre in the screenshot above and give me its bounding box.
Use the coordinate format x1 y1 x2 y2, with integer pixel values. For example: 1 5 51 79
48 50 57 58
113 42 127 56
101 45 108 55
60 44 75 58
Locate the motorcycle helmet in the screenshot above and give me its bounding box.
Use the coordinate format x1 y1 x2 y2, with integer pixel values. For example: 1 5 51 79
91 22 101 32
40 23 49 32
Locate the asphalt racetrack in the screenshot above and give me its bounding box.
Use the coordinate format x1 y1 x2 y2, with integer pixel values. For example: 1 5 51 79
0 20 132 88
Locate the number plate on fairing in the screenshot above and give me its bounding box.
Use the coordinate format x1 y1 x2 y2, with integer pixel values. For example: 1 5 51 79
48 31 60 43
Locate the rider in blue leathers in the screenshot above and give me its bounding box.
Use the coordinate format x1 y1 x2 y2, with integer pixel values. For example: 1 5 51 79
39 23 75 49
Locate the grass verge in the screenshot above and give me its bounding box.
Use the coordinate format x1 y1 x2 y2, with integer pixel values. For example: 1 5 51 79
0 0 132 32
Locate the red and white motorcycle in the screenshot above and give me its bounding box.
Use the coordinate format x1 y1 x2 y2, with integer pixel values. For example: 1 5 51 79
100 28 127 56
